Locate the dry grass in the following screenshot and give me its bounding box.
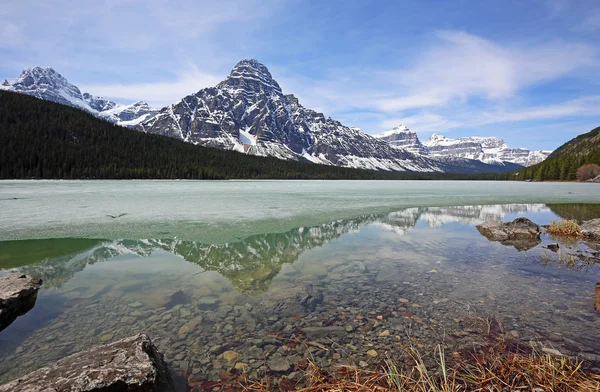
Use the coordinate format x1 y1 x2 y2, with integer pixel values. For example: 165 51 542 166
235 340 600 392
547 219 583 237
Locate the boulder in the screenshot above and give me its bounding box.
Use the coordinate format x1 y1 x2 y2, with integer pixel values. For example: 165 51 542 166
476 217 542 251
0 274 42 332
0 334 175 392
581 219 600 239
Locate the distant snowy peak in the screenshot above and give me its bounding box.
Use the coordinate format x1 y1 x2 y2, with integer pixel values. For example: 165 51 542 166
1 66 156 126
373 125 428 155
83 93 117 112
99 101 158 126
422 134 550 166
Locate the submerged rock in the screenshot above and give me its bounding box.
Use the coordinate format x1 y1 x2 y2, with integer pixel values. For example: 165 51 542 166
0 334 175 392
0 274 42 332
476 217 542 251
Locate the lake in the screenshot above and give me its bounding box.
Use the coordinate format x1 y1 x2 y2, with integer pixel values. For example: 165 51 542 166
0 180 599 386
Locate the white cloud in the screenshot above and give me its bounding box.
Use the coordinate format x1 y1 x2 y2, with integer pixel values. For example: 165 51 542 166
380 113 461 134
80 66 223 107
373 31 596 112
470 96 600 126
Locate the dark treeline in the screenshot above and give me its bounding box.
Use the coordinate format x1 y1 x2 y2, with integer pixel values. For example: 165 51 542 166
0 90 508 181
512 127 600 181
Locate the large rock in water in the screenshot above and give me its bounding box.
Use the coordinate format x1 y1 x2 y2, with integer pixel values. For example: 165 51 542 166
581 219 600 239
476 217 542 251
0 334 175 392
0 274 42 331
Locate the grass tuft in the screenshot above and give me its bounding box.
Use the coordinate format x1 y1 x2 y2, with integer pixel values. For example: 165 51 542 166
236 339 600 391
547 219 582 237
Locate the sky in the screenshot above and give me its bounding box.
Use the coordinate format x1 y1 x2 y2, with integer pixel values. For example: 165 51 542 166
1 0 600 150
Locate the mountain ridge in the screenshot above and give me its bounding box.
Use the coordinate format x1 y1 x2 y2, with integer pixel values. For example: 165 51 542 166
373 126 550 167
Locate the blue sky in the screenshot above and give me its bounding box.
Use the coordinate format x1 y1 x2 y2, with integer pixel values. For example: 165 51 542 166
1 0 600 150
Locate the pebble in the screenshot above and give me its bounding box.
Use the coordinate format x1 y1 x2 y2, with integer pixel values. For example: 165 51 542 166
222 351 241 363
100 334 113 343
366 349 378 358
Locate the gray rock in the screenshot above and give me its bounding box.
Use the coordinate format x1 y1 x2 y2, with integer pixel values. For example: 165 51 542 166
476 217 542 251
581 218 600 239
0 334 175 392
268 356 291 373
302 326 347 340
0 274 42 332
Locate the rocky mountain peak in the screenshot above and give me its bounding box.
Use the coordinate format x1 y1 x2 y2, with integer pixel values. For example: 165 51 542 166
14 66 75 91
424 133 448 145
218 59 282 95
374 125 428 155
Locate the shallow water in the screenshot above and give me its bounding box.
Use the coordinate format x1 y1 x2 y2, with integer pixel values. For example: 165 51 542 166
1 196 599 385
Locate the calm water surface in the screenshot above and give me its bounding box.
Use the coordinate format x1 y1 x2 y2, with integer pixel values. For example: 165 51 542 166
0 181 599 385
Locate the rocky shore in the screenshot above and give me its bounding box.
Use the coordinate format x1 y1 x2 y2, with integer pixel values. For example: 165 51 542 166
0 274 42 332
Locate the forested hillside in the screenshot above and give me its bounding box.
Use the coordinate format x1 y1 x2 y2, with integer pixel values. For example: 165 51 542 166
514 127 600 181
0 91 411 180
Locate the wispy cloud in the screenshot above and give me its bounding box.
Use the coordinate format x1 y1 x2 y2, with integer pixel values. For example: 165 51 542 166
80 66 223 106
373 31 596 112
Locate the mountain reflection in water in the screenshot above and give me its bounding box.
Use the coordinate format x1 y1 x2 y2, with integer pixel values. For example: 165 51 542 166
6 204 562 294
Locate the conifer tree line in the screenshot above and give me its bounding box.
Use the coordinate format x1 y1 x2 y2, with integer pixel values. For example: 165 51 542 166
510 126 600 181
1 90 597 181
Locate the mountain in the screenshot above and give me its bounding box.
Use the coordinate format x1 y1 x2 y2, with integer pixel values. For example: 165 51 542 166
1 89 479 180
422 133 551 166
1 67 155 126
514 126 600 181
138 59 520 174
372 125 428 155
138 59 446 172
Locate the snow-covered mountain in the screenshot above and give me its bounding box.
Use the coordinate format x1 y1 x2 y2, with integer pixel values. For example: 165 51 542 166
1 67 156 126
372 125 428 155
423 133 551 167
374 126 550 167
138 59 445 172
138 59 521 173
